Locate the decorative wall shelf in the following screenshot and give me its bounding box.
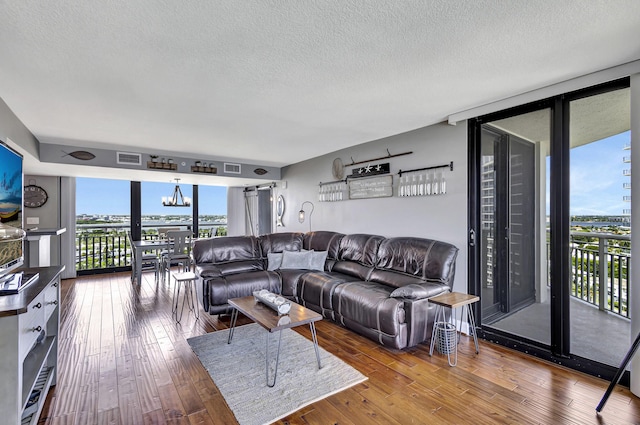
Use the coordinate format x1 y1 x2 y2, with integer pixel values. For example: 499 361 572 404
191 166 218 174
147 161 177 170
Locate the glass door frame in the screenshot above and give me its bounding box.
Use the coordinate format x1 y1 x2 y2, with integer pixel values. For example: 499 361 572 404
467 77 630 382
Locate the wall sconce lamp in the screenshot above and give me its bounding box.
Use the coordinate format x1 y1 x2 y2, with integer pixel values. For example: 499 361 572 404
298 201 314 231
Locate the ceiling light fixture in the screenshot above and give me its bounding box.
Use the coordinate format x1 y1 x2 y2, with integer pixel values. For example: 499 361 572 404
162 178 191 207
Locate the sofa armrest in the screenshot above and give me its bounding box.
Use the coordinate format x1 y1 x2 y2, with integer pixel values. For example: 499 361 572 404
389 283 448 300
195 264 222 279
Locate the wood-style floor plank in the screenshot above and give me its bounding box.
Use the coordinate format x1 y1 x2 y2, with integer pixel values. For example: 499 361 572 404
36 271 640 424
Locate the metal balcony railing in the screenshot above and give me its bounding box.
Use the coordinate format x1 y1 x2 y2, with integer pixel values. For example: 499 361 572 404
568 232 630 318
75 223 227 272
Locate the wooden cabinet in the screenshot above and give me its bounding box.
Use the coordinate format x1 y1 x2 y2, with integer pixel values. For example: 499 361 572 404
0 266 63 424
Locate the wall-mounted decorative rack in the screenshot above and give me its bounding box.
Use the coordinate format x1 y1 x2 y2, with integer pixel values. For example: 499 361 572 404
147 161 177 170
397 161 453 197
397 161 453 177
319 179 347 186
346 149 413 167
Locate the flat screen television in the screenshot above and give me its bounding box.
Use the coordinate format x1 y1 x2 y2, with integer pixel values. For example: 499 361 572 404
0 140 24 282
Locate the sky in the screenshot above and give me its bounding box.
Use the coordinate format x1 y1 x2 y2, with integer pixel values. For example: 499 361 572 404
566 130 630 216
76 178 227 215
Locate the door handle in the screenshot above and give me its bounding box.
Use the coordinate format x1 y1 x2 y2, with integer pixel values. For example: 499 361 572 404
469 229 476 247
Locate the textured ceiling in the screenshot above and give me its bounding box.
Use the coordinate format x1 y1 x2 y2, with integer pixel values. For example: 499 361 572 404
1 1 640 181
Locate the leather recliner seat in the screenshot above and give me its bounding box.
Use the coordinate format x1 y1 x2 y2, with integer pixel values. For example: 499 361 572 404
193 231 458 350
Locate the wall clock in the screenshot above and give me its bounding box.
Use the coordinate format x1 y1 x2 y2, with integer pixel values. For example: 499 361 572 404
24 185 48 208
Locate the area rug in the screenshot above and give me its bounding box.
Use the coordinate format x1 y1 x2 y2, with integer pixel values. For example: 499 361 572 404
187 323 367 425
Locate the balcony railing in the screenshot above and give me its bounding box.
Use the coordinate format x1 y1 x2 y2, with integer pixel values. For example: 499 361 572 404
569 231 630 318
76 223 227 273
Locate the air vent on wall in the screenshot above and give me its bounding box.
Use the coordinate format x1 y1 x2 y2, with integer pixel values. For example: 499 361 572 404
224 163 241 174
116 152 142 166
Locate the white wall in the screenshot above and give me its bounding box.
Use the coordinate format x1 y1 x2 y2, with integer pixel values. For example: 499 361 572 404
23 175 63 267
273 121 469 293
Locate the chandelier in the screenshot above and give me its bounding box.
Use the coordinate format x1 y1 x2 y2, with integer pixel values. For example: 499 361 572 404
162 179 191 207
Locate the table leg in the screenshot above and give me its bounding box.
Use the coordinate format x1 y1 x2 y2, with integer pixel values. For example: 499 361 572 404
227 309 238 344
446 307 457 367
135 248 142 284
467 304 479 354
429 305 443 357
266 330 283 387
175 282 185 323
187 280 199 321
309 322 322 369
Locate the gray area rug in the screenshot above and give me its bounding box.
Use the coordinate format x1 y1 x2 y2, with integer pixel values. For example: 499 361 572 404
188 323 367 425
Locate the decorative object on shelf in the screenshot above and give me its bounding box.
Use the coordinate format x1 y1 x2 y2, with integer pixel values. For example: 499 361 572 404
347 162 390 179
24 183 49 208
191 161 217 174
276 195 285 227
147 157 177 170
349 175 393 200
398 161 453 197
162 178 191 207
332 157 344 180
345 149 412 167
318 180 348 202
298 201 314 231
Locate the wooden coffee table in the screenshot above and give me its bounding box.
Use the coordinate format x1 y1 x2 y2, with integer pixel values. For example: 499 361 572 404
227 295 323 387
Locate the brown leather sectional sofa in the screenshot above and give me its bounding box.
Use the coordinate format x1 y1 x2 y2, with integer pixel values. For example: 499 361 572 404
192 231 458 350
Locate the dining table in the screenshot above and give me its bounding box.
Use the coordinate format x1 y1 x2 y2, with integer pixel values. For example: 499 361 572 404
131 239 170 283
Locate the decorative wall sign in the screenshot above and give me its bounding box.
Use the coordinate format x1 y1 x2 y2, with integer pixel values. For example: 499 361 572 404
349 175 393 199
348 162 390 179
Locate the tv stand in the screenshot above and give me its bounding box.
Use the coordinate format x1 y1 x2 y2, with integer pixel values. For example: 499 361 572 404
0 266 64 424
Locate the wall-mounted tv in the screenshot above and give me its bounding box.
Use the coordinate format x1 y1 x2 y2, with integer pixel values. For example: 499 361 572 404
0 140 24 280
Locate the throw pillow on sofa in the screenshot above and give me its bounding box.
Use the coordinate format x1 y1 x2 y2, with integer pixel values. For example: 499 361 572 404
308 250 328 271
267 252 283 271
280 250 314 269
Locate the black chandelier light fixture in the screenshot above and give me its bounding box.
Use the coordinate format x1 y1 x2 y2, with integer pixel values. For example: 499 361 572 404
162 178 191 207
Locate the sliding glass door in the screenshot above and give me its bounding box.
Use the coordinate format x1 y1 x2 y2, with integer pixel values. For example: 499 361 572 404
469 78 630 380
478 110 550 345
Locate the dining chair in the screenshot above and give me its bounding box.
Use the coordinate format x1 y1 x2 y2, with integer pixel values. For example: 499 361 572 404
127 231 159 283
162 230 193 283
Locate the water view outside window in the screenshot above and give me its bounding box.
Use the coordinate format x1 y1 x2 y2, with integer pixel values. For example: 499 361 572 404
76 178 227 272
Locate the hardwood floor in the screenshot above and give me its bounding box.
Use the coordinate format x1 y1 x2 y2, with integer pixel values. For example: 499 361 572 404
39 271 640 424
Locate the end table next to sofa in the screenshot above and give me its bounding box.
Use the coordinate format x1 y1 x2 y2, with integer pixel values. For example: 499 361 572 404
429 292 480 366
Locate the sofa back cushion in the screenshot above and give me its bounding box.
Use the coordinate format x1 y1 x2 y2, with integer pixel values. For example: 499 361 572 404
332 234 385 280
303 231 345 259
259 232 304 255
193 235 261 265
372 237 459 287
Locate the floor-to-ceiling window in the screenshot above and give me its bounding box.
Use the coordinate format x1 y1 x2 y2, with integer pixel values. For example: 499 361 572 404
75 177 130 273
469 78 631 381
198 185 228 237
76 178 228 273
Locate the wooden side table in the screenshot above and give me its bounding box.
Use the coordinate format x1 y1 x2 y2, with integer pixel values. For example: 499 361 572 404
428 292 480 366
